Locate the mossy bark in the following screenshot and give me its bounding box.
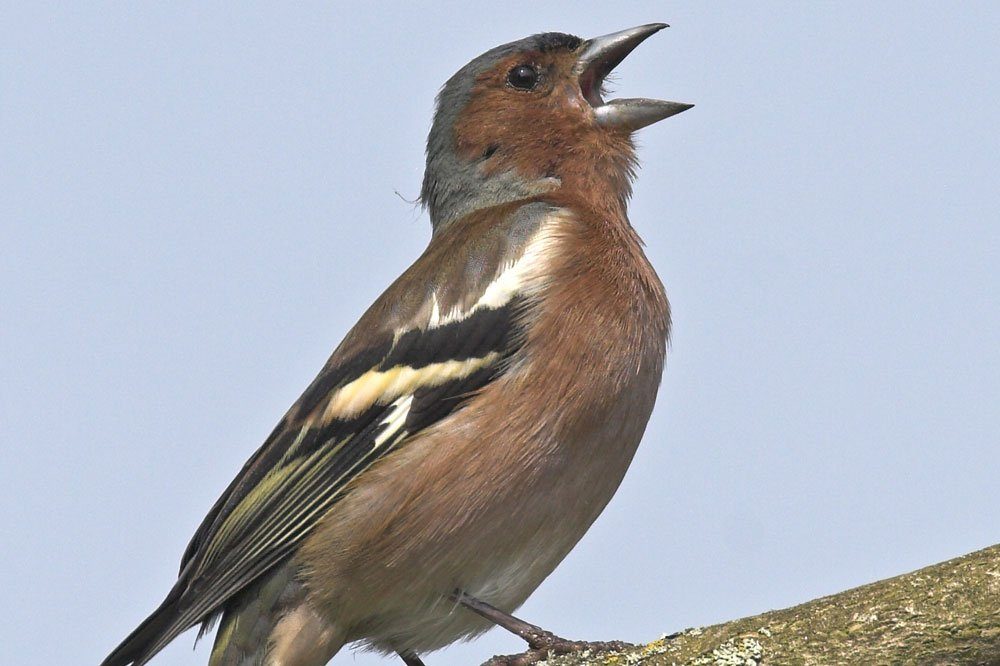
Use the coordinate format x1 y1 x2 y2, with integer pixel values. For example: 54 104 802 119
481 544 1000 665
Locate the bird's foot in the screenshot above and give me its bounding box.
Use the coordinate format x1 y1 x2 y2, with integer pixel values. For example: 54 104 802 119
452 590 632 665
483 634 634 666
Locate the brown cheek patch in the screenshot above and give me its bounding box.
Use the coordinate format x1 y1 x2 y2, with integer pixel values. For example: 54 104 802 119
452 51 636 213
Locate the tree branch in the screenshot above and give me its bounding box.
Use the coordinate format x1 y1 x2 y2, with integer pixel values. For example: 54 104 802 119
482 544 1000 665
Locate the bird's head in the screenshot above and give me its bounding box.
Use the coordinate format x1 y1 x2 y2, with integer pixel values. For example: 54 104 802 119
421 23 692 231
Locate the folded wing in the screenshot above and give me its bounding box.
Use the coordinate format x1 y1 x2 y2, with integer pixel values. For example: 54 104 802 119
101 201 562 666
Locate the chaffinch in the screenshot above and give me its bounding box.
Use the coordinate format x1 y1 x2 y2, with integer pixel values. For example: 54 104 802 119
103 23 691 666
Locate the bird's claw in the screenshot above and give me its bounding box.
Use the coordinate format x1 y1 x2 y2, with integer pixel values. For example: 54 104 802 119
484 636 635 666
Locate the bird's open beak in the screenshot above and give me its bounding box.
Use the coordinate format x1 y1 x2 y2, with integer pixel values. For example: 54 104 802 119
574 23 693 131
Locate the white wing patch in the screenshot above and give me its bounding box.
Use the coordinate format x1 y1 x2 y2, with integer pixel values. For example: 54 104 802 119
428 293 444 327
429 211 567 328
319 210 570 426
321 352 502 424
374 394 413 448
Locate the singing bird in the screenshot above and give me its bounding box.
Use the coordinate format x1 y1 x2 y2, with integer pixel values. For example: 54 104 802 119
103 23 691 666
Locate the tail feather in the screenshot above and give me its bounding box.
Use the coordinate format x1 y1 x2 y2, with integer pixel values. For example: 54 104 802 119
102 564 306 666
101 585 191 666
208 564 298 666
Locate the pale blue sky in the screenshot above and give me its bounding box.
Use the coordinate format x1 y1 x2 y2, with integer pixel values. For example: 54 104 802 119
2 3 998 665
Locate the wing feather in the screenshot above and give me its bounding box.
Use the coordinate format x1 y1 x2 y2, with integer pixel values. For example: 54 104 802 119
117 300 525 664
103 201 563 666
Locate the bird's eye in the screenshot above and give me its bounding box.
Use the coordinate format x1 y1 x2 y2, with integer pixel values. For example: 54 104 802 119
506 64 540 91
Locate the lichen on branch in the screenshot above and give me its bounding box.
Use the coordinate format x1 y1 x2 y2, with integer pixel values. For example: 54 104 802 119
481 544 1000 665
